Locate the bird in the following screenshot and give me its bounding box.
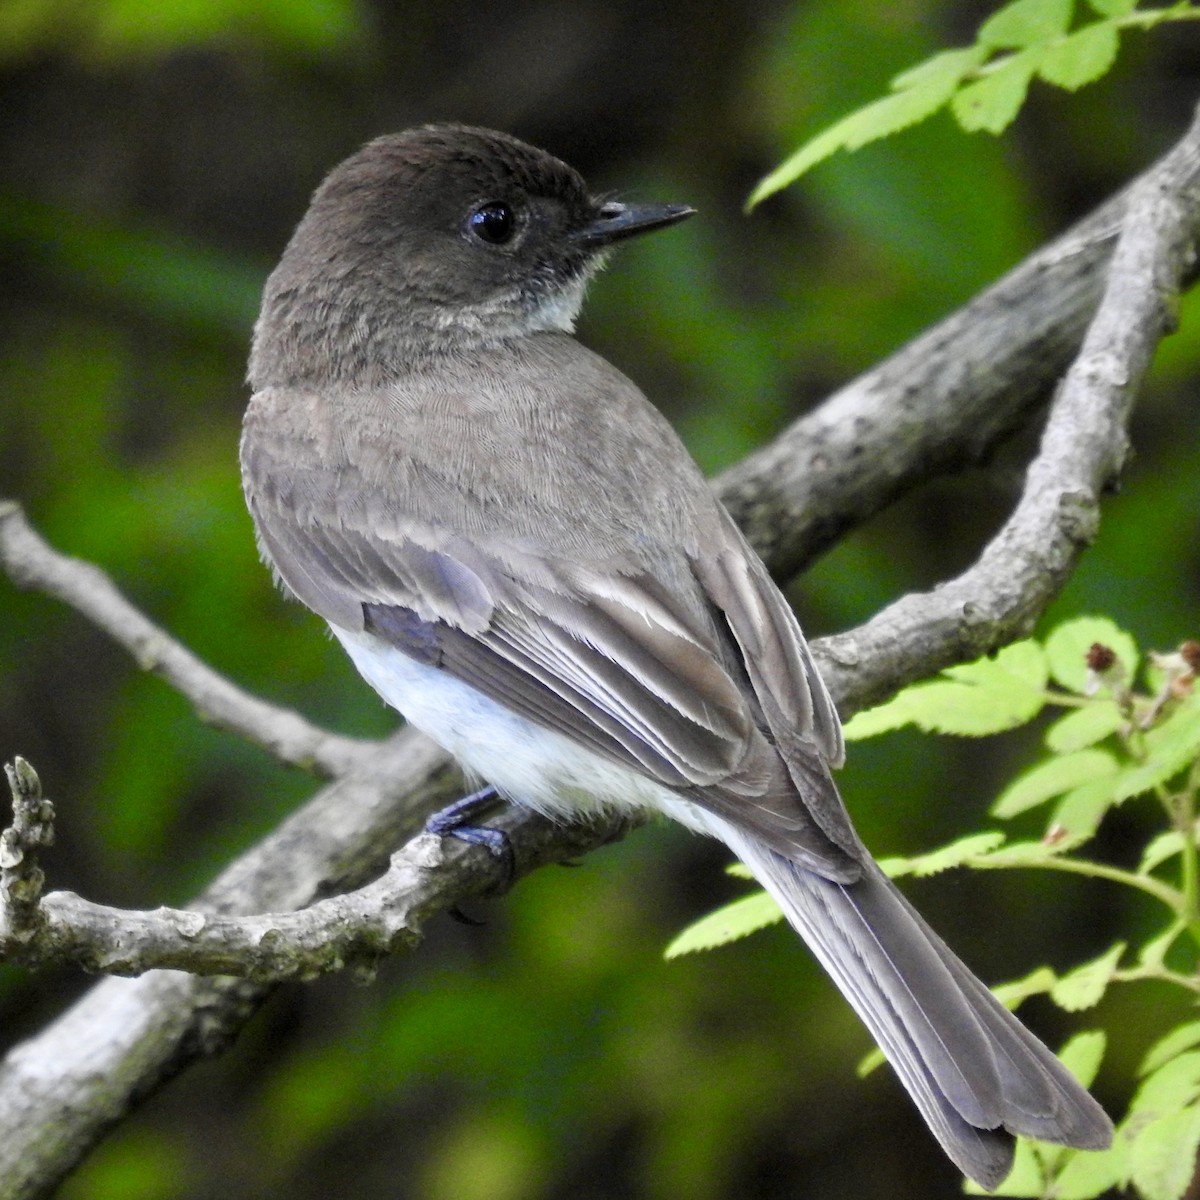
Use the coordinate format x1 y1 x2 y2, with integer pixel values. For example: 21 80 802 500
240 123 1113 1188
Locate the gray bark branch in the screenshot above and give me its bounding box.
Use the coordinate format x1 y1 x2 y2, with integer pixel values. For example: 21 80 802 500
716 121 1197 582
1 103 1199 1200
2 758 628 982
818 117 1200 712
0 502 375 780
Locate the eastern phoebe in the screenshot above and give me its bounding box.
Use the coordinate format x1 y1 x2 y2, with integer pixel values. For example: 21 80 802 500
241 125 1111 1186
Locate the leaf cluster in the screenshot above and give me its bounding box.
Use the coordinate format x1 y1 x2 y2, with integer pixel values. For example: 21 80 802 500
670 617 1200 1198
749 0 1200 207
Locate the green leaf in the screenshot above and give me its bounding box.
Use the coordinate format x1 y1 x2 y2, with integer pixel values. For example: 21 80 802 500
747 125 856 210
842 681 1001 737
1086 0 1137 15
856 1045 886 1078
847 641 1047 739
891 44 988 91
952 52 1038 134
1140 831 1185 875
1058 1029 1108 1089
664 891 782 958
1142 1023 1200 1077
1131 1052 1200 1117
991 965 1059 1008
1044 617 1139 693
1050 945 1125 1012
1113 699 1200 802
1139 921 1186 969
1052 1139 1130 1199
987 838 1074 864
992 749 1119 818
1044 701 1125 752
841 700 912 740
1049 776 1119 846
876 853 914 879
963 637 1049 691
903 832 1008 878
747 76 958 207
979 0 1073 48
1130 1105 1200 1200
1037 21 1120 90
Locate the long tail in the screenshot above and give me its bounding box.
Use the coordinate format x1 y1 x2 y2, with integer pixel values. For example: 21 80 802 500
716 825 1113 1189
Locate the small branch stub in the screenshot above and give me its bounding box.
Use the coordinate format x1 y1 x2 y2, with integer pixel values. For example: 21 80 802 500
1 757 54 943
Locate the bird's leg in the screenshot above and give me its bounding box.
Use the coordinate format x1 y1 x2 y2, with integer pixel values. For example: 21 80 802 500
425 785 515 882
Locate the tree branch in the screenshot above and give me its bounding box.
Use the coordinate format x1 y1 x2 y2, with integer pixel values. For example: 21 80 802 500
1 758 628 981
818 106 1200 713
2 103 1199 1200
0 502 375 780
717 114 1200 581
0 729 457 1200
6 104 1196 990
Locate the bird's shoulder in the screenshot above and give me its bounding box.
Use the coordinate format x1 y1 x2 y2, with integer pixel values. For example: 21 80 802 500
244 331 719 564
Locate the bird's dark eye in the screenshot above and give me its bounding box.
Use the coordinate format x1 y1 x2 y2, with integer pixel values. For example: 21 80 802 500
468 200 516 245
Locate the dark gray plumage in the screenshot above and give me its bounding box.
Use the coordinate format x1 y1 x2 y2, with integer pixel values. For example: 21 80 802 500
242 125 1112 1187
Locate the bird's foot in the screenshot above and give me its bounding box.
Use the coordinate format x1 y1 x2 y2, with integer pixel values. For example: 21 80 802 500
425 785 515 885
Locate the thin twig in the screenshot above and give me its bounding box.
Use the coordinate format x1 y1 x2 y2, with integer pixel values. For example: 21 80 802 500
0 503 375 779
0 758 52 944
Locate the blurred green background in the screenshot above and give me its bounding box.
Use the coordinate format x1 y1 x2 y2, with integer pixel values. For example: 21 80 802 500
2 2 1200 1197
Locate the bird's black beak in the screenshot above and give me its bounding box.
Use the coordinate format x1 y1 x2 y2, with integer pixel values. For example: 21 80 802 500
573 200 696 248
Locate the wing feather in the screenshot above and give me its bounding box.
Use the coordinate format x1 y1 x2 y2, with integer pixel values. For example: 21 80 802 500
242 359 859 877
689 506 859 857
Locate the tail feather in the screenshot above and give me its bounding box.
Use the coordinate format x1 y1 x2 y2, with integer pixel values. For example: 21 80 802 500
715 824 1113 1190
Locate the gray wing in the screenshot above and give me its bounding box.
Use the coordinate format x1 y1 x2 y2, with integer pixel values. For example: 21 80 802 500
690 505 858 856
242 375 860 877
